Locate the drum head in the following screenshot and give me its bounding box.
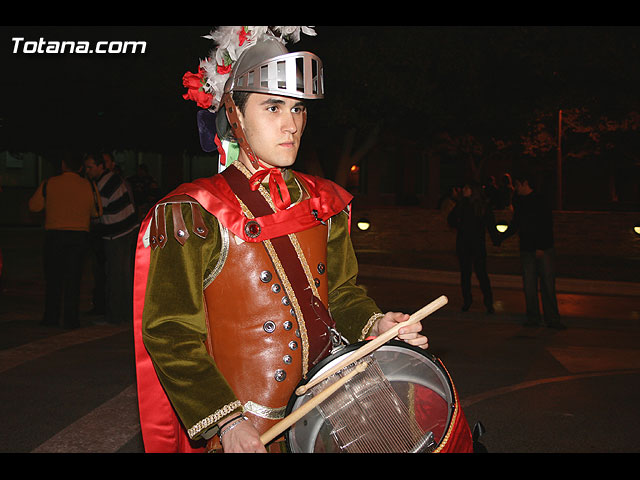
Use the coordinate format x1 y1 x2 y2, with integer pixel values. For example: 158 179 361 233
285 340 455 453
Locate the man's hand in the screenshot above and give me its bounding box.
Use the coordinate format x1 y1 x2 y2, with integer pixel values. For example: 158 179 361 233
372 311 429 349
220 418 267 453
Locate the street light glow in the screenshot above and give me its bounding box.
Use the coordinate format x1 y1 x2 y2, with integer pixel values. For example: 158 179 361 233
357 218 371 231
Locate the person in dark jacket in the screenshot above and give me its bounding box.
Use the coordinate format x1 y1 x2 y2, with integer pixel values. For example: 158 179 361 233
448 183 500 313
497 173 565 329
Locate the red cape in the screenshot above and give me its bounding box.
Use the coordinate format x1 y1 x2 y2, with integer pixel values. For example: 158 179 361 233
133 171 352 452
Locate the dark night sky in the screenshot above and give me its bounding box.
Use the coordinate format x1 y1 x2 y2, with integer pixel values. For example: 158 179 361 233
2 26 212 152
3 25 640 155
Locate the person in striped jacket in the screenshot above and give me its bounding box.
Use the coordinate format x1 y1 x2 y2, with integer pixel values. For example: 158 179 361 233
84 153 139 325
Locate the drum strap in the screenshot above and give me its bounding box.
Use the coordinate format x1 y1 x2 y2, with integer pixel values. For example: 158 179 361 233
221 164 335 369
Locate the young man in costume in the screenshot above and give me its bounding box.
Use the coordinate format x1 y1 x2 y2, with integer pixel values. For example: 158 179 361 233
133 26 428 453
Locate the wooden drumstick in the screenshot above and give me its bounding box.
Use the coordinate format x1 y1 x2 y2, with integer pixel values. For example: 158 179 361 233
260 361 369 446
294 295 448 396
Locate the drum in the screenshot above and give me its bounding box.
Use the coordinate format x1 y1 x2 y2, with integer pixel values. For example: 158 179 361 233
284 340 471 453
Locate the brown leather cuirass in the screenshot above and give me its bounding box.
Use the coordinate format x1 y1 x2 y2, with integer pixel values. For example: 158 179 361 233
203 223 331 435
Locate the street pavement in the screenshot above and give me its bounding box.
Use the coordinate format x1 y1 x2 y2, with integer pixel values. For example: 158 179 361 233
0 227 639 454
360 274 640 454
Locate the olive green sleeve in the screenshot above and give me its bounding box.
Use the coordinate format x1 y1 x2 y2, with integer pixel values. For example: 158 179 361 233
326 210 382 343
141 203 243 439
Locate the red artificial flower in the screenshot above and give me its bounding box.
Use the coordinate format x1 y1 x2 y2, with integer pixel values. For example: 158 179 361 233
182 66 213 109
216 63 232 75
238 26 249 46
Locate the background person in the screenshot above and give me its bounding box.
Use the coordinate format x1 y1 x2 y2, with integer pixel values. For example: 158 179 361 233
84 153 139 325
447 183 500 313
28 151 102 328
497 172 565 329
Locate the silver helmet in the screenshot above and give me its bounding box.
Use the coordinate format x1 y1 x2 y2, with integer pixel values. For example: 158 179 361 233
224 35 323 100
216 34 324 143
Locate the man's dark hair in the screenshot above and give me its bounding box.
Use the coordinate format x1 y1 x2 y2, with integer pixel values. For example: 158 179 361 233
83 152 105 167
63 151 84 172
232 91 251 115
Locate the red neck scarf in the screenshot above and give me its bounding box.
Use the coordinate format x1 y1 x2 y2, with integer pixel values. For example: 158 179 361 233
249 167 292 211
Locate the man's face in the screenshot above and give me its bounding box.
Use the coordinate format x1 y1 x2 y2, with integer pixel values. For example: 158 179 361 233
236 93 307 169
103 154 115 171
84 158 104 180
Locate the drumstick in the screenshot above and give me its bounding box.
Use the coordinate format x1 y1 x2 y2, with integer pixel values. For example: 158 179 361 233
260 361 369 446
294 295 448 396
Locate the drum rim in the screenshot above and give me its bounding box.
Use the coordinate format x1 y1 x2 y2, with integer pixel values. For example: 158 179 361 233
284 339 457 452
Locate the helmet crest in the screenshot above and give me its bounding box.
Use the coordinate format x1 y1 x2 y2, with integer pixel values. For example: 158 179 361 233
183 26 321 113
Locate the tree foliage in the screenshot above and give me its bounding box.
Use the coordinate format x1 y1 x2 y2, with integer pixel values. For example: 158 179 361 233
298 26 640 187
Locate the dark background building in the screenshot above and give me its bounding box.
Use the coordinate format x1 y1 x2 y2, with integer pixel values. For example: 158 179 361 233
1 26 639 227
